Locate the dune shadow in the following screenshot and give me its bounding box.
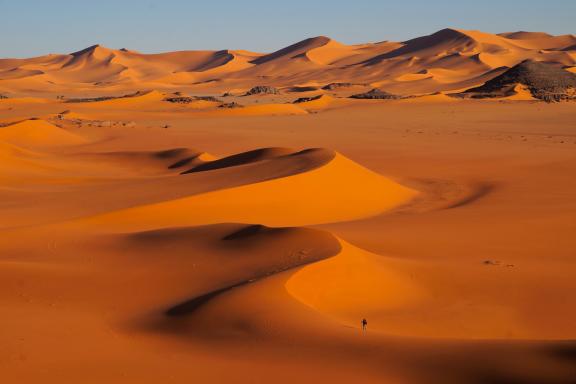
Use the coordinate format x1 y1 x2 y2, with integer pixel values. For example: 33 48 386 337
166 281 249 317
181 147 293 174
547 341 576 361
222 224 289 240
445 183 495 209
155 223 342 318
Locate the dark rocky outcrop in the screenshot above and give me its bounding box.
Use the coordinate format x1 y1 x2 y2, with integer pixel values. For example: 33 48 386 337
322 82 355 90
65 90 148 103
163 96 194 104
293 95 323 104
462 60 576 102
350 88 401 100
218 102 243 109
163 95 221 104
194 96 221 102
286 86 319 92
244 85 280 96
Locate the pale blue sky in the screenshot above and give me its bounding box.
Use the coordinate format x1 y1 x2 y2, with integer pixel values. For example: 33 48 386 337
0 0 574 58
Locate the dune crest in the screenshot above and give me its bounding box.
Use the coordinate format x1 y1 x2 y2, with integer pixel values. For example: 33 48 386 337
75 149 417 231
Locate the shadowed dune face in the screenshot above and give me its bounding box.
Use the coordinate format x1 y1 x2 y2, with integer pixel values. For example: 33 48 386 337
145 224 344 317
182 147 296 173
95 223 342 316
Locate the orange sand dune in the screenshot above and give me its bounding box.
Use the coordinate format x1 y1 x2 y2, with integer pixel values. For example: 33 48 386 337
1 28 574 97
1 30 576 384
286 240 424 325
75 149 416 231
0 119 86 148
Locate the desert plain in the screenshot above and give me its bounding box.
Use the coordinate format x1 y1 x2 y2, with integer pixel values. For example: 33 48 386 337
1 29 576 383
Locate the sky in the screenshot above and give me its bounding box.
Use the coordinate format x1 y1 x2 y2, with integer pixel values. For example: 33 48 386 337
0 0 575 58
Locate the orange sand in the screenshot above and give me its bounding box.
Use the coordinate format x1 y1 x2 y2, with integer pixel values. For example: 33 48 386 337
1 29 576 384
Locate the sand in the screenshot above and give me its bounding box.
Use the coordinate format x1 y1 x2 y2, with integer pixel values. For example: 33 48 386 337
1 28 576 384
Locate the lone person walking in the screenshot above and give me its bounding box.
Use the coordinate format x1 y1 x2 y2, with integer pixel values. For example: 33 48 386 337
361 318 368 332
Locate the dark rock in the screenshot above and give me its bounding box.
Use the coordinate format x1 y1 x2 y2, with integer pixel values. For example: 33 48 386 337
195 96 221 103
163 95 221 104
350 88 401 100
462 60 576 102
219 102 243 109
65 90 147 103
244 85 280 96
293 95 323 104
322 82 354 90
163 96 195 104
286 86 319 92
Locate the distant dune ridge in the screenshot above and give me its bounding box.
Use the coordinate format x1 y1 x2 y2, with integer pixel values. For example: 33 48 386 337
1 28 575 98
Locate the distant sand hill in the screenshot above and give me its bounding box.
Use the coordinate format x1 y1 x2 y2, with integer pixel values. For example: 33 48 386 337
1 28 574 97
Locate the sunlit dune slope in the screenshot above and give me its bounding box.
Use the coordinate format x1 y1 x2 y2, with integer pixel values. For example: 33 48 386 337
285 239 576 339
0 119 86 148
286 240 424 325
76 149 417 231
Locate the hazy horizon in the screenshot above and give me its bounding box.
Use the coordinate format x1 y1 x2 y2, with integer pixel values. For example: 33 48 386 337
1 0 575 58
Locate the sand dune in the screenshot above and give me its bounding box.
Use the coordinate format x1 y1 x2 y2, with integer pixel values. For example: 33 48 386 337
0 98 575 383
286 240 424 325
1 28 576 384
75 149 416 231
0 119 86 148
148 232 576 383
1 28 575 97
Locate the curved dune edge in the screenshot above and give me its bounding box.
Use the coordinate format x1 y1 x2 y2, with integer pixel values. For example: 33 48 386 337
0 119 86 148
200 235 575 340
76 152 417 231
285 240 425 328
